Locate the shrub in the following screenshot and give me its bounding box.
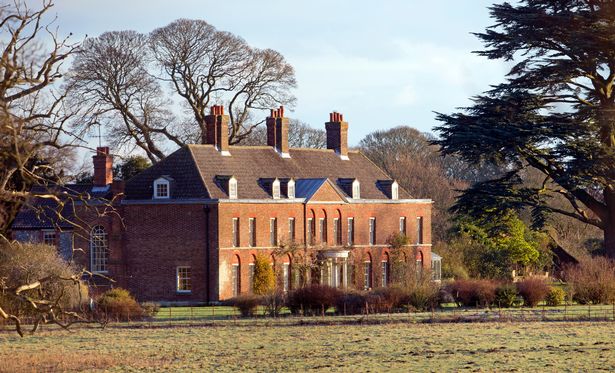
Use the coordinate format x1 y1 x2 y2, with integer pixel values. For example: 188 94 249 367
287 285 340 315
494 284 519 308
97 288 145 321
262 289 285 317
406 282 440 311
545 287 566 307
0 241 86 318
564 257 615 305
368 286 407 313
229 295 261 317
516 278 549 307
141 302 160 317
335 291 367 315
252 254 275 295
449 279 497 307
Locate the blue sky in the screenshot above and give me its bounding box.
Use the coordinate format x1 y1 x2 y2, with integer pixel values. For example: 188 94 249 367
48 0 508 146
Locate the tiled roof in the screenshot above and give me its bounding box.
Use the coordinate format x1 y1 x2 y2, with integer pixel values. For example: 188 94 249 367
125 145 412 200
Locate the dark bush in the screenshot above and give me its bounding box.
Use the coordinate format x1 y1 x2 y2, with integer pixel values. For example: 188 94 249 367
263 289 285 317
287 285 340 315
229 295 262 317
449 279 497 307
335 291 367 315
565 257 615 305
545 286 566 307
516 278 549 307
97 288 145 321
494 284 519 308
368 286 407 313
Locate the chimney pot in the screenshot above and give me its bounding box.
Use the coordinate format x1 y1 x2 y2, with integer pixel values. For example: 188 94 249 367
204 105 230 154
325 111 349 159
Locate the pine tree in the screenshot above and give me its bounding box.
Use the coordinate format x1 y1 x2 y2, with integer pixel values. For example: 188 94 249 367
436 1 615 258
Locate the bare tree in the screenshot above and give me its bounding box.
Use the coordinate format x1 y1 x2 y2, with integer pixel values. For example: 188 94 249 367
70 19 297 161
241 119 326 148
0 1 114 336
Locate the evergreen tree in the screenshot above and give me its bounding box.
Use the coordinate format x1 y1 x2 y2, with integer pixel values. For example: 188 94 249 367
435 1 615 257
252 254 274 295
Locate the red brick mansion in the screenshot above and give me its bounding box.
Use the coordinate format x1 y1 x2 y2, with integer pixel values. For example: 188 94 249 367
12 107 433 303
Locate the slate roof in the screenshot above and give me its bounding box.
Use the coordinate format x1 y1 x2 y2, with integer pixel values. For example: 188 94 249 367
124 145 412 200
12 184 112 229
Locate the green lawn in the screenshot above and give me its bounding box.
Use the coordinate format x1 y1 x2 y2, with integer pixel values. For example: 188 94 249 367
1 320 614 372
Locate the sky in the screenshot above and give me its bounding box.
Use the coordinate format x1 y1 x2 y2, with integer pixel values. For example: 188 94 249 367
43 0 509 147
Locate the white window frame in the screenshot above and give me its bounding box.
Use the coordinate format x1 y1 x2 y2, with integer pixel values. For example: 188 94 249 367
417 216 424 244
399 217 407 235
369 217 376 245
288 218 295 242
272 178 281 199
363 261 372 290
319 218 326 244
176 266 192 293
153 178 170 199
42 229 56 246
282 263 290 292
248 218 256 247
391 181 399 200
229 177 238 199
333 218 341 246
231 263 240 297
287 179 295 199
270 218 278 246
381 260 389 287
307 218 313 246
90 225 109 273
248 263 255 293
352 179 361 199
232 218 240 247
347 218 354 246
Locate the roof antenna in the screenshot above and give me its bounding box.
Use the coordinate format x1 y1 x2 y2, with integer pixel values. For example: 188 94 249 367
94 123 103 148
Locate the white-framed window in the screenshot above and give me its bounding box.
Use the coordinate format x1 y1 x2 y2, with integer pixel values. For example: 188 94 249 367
369 217 376 245
176 266 192 293
248 218 256 247
352 179 360 199
307 218 314 246
42 230 56 246
288 218 296 242
282 263 290 292
270 218 278 246
333 218 342 245
153 178 170 199
319 218 327 244
231 263 240 297
90 225 109 273
399 217 407 235
417 216 424 244
363 261 372 290
232 218 240 247
272 178 281 199
391 181 399 200
347 218 354 245
287 179 295 199
248 263 255 293
229 177 238 199
381 260 389 287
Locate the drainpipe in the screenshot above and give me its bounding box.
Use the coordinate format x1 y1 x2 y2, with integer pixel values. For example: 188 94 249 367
204 205 210 303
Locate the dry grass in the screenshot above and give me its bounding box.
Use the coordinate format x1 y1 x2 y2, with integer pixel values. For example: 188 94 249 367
0 321 614 372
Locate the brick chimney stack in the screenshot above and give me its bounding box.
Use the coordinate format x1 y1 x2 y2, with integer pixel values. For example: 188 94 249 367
93 147 113 186
325 111 349 160
266 106 290 158
204 105 230 156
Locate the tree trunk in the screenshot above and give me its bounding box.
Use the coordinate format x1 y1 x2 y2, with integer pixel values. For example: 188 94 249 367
604 190 615 259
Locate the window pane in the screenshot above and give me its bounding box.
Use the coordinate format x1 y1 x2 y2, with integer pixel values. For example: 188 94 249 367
369 218 376 245
177 267 192 292
288 218 295 242
90 226 109 273
249 218 256 247
232 218 240 247
347 218 354 245
270 218 277 246
417 217 423 244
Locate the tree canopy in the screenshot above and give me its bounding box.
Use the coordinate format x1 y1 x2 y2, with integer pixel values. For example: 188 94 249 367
435 0 615 257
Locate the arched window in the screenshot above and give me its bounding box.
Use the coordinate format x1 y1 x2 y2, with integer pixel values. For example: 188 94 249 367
391 181 399 200
248 255 256 293
352 179 361 199
281 254 291 292
363 253 372 290
381 253 390 287
229 177 238 199
90 225 109 273
232 254 241 297
153 177 170 199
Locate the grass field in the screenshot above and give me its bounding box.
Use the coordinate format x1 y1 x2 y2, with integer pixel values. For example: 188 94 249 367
1 320 614 372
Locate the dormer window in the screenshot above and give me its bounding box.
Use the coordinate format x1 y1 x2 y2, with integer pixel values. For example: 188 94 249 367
153 177 170 199
352 179 360 199
391 181 399 200
272 178 281 199
229 176 238 199
287 179 295 199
